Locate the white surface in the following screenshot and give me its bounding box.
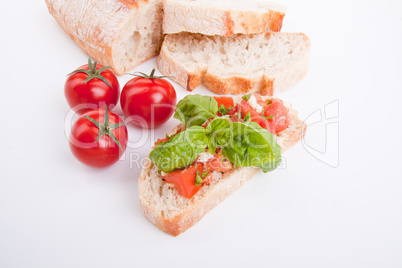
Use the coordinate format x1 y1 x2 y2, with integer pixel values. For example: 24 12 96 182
1 0 402 267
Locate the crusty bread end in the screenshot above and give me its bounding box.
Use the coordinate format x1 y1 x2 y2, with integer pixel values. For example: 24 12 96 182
46 0 164 75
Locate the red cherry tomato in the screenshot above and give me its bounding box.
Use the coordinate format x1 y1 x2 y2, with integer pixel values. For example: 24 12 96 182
120 69 176 128
69 107 128 168
65 58 120 115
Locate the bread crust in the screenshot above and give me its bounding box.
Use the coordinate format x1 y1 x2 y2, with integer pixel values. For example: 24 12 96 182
162 0 285 36
139 100 306 236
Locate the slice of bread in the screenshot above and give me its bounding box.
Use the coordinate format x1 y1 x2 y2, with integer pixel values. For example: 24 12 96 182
158 32 311 95
163 0 286 36
139 99 306 236
46 0 164 75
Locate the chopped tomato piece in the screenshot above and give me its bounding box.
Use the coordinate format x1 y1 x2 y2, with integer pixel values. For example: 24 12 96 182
205 154 233 173
239 100 260 117
213 96 234 109
226 104 238 116
239 100 274 134
162 164 204 199
262 99 291 133
155 138 169 146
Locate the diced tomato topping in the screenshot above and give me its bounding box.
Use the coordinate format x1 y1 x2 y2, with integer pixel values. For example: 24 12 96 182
236 94 291 134
239 100 260 118
261 98 291 133
162 152 234 196
239 100 275 134
205 154 233 173
162 163 204 199
160 94 291 199
155 138 169 146
226 105 238 116
213 96 234 109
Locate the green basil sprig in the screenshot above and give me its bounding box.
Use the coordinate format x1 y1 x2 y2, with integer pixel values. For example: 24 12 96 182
207 118 282 172
149 126 208 173
151 98 282 174
174 95 218 126
206 117 231 154
227 121 281 172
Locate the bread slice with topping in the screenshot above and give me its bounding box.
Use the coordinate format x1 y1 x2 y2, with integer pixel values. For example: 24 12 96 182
139 96 306 236
157 32 311 95
162 0 286 36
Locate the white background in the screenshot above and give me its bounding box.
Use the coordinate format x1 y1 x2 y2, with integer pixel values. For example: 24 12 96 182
1 0 402 267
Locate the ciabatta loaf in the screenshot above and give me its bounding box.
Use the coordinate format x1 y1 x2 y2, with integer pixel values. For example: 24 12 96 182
157 32 311 95
139 99 305 236
163 0 286 36
45 0 164 75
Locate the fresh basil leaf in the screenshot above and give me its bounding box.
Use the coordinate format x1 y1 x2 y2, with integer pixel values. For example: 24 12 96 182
221 121 281 171
206 117 281 172
206 117 231 154
174 95 218 126
149 126 208 173
250 123 282 172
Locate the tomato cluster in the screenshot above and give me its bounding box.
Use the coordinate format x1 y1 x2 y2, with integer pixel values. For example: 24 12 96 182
222 95 291 134
65 58 177 168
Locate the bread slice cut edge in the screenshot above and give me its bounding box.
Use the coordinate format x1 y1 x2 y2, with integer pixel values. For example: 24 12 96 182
157 32 311 95
162 0 286 36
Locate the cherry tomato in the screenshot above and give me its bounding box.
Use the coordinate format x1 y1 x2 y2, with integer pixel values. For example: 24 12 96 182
69 107 128 168
120 69 176 128
65 58 120 115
